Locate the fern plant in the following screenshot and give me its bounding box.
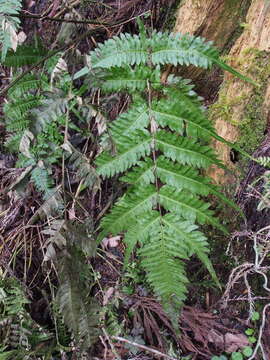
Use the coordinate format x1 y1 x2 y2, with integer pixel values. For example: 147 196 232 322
86 25 245 319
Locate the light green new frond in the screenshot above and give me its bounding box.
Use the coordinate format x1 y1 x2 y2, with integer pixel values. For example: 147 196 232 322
123 211 160 266
159 186 227 233
109 101 149 138
162 214 219 286
140 219 189 315
99 185 158 237
99 65 161 93
0 0 22 61
156 156 210 195
156 131 224 169
96 131 152 178
120 158 155 185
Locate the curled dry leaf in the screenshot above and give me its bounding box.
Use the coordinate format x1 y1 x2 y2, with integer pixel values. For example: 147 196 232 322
102 235 121 249
103 287 114 306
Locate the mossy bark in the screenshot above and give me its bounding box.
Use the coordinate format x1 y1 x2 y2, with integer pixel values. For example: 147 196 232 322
208 0 270 183
173 0 270 184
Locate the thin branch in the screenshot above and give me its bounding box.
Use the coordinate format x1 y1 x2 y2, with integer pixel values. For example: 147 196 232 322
11 12 112 25
9 9 150 26
111 336 178 360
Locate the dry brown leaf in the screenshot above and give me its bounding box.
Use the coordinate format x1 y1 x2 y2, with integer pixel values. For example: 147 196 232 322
224 333 249 353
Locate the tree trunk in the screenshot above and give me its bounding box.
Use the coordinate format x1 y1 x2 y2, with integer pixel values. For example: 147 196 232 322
174 0 270 184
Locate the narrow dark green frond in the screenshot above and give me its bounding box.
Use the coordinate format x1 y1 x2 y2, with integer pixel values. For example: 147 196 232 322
120 159 155 185
156 131 224 169
7 74 48 94
57 251 100 349
96 131 152 178
5 96 41 119
99 66 161 93
100 185 158 237
2 44 47 67
109 101 149 138
212 58 257 86
159 186 227 233
156 156 210 195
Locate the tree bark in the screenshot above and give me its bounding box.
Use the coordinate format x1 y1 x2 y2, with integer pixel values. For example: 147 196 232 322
174 0 270 184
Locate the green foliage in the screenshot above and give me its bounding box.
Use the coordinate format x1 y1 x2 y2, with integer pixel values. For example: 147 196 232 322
2 43 47 67
88 26 244 318
0 0 22 61
3 54 101 202
0 278 53 357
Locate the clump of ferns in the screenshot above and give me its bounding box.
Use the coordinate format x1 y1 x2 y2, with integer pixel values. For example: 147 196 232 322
0 277 53 357
79 21 253 322
3 50 101 201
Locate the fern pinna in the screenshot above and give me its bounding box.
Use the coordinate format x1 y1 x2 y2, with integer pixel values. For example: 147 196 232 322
89 27 242 318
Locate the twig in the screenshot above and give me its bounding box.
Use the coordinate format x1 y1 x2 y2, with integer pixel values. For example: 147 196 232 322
103 329 121 360
11 12 109 25
9 9 149 26
111 336 178 360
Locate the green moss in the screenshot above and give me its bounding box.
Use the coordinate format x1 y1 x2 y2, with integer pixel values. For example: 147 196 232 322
210 49 270 171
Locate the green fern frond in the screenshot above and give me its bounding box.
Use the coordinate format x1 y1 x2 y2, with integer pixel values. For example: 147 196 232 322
30 166 54 198
139 217 189 315
57 248 100 349
152 96 215 140
123 211 160 266
256 156 270 168
7 74 48 94
159 186 227 233
100 185 158 237
89 27 245 319
91 30 254 84
66 145 100 191
109 101 149 138
96 131 152 177
156 156 211 195
2 44 47 67
120 158 155 185
98 66 161 93
156 131 224 169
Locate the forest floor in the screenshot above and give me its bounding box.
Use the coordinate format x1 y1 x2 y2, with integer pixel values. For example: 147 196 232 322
1 1 270 359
